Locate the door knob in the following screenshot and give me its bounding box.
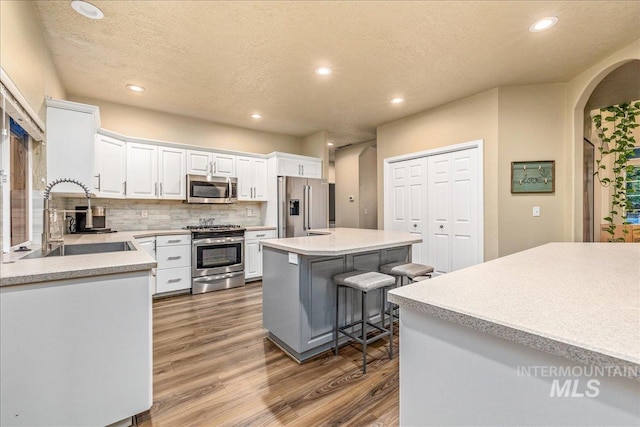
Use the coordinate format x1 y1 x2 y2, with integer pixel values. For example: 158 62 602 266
413 224 417 228
439 224 444 229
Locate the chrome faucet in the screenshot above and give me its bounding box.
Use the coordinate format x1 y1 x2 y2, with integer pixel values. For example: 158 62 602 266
42 178 93 255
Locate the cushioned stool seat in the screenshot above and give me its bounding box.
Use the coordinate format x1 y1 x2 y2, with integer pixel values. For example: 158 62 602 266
379 261 434 280
333 270 396 291
333 270 395 374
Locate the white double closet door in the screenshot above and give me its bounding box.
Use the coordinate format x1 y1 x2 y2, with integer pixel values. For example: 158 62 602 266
386 146 481 275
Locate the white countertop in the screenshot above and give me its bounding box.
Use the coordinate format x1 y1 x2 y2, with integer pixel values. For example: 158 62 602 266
260 227 421 256
1 226 276 286
0 229 191 286
388 242 640 379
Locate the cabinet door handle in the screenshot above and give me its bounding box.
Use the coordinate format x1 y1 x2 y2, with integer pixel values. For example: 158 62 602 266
213 161 217 173
167 278 182 283
167 256 182 260
301 164 304 175
155 182 158 196
167 239 182 243
256 234 265 237
95 174 101 191
123 181 127 195
160 182 163 196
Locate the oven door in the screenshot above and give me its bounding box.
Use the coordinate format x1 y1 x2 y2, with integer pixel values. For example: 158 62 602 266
192 236 244 277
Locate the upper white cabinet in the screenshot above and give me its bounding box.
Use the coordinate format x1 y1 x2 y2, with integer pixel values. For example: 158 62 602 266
236 156 268 201
46 99 100 193
126 143 158 199
94 134 126 198
275 154 322 179
127 144 186 200
186 149 235 177
158 147 186 199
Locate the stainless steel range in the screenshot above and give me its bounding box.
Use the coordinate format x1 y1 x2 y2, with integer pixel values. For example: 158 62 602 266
185 224 245 294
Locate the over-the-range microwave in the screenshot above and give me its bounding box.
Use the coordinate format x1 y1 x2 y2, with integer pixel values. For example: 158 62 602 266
186 175 238 204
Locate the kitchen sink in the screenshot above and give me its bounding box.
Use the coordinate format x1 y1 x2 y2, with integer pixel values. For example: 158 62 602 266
21 241 136 259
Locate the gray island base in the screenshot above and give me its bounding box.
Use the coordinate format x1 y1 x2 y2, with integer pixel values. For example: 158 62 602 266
261 228 421 362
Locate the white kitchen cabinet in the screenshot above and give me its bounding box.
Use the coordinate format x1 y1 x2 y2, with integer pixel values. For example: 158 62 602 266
127 143 185 200
126 143 158 199
158 146 186 199
136 236 157 294
276 154 322 179
94 134 127 198
236 156 268 201
186 150 236 177
45 99 100 194
155 234 191 295
244 229 277 280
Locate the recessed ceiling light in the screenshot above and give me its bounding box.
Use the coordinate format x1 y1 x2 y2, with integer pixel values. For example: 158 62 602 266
529 16 558 32
126 84 145 92
70 0 104 20
327 142 334 146
251 113 262 119
315 67 332 76
390 97 405 104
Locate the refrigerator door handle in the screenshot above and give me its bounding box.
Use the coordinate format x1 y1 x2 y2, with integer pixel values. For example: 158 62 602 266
278 177 286 237
302 185 308 230
307 184 312 231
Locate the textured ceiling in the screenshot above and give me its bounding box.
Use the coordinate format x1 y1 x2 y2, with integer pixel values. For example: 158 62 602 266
33 1 640 146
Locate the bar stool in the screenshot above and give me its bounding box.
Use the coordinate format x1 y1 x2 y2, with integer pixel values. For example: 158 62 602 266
333 270 396 374
380 261 434 321
379 261 434 287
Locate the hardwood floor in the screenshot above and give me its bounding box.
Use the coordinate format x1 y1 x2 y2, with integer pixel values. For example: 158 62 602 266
137 281 399 427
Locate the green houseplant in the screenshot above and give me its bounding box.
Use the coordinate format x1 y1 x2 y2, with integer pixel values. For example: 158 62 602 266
592 101 640 241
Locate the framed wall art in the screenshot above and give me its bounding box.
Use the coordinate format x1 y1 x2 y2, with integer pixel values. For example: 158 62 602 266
511 160 555 193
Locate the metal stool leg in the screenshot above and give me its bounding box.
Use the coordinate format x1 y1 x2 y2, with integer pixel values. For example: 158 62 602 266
361 290 368 374
383 285 393 360
335 285 340 356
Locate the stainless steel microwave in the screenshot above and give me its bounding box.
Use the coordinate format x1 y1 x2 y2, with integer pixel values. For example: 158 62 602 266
186 175 238 204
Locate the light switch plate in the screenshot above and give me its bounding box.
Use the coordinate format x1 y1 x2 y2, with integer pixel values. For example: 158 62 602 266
533 206 541 217
288 252 299 265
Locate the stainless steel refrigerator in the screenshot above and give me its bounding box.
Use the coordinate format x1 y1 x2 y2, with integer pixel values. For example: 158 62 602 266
277 176 329 237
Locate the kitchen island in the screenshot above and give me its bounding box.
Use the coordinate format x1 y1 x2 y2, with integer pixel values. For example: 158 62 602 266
261 227 421 362
388 242 640 426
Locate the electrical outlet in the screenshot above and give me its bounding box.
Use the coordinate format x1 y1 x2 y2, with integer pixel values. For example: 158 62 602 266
533 206 540 217
141 210 149 218
247 208 254 217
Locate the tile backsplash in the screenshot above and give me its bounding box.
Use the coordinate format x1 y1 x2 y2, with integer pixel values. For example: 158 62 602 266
62 197 265 232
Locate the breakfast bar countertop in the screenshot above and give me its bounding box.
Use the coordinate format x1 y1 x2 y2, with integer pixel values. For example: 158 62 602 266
388 242 640 380
260 227 422 256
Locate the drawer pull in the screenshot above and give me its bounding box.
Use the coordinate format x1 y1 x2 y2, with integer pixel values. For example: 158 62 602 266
256 234 266 237
167 239 182 243
167 278 182 283
167 256 182 260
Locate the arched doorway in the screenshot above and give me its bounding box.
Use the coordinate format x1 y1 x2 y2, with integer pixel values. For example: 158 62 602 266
583 60 640 241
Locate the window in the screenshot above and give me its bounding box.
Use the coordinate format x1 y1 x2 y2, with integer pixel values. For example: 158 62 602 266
626 161 640 224
1 109 32 250
9 118 30 246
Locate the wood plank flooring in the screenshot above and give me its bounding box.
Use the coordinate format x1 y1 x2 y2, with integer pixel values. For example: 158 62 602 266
137 281 399 427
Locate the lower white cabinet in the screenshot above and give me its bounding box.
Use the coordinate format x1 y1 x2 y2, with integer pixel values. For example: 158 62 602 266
155 234 191 295
136 236 157 294
245 229 277 280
